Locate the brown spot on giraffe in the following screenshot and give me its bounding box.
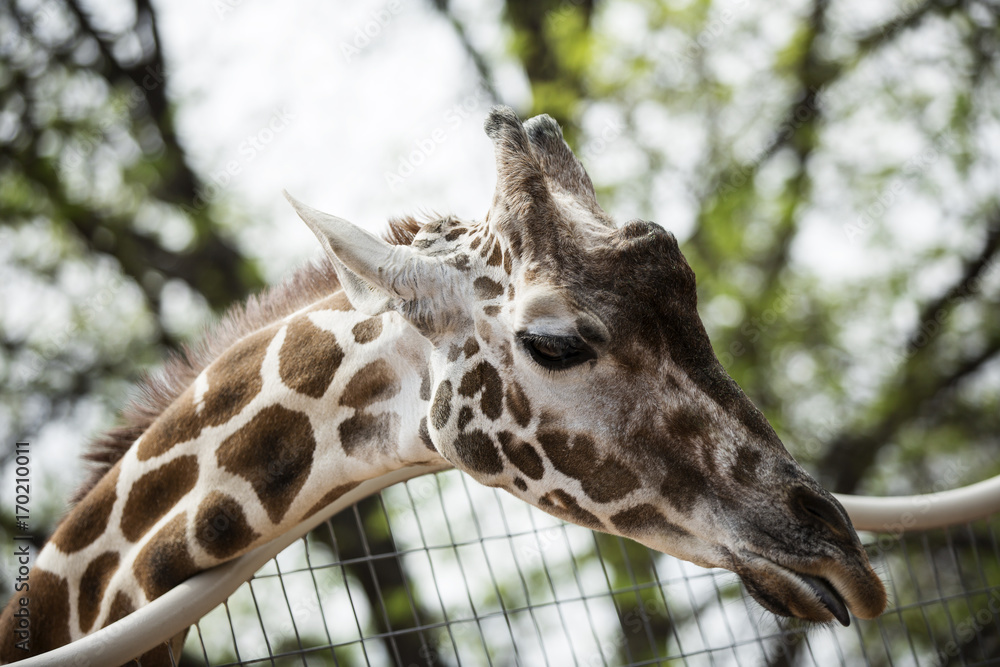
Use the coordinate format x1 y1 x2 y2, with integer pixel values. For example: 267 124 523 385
450 253 471 272
303 481 362 519
77 551 120 633
513 477 528 491
657 452 709 516
487 242 503 267
480 237 495 259
664 405 710 443
338 411 399 455
431 380 452 430
195 491 261 559
307 290 353 313
120 455 199 542
476 319 493 345
633 419 711 514
134 388 204 463
419 368 432 401
138 327 274 460
610 504 691 539
280 315 345 398
352 317 383 344
453 429 504 475
734 446 764 487
217 405 317 524
458 360 503 420
500 340 514 368
483 305 501 316
507 227 523 257
323 291 355 311
104 590 135 627
50 463 120 554
339 359 401 410
497 431 544 480
0 568 70 661
133 513 199 600
504 381 531 427
457 406 474 431
463 336 480 358
201 327 275 424
538 489 602 530
473 276 504 300
418 417 437 452
422 219 445 235
536 431 640 503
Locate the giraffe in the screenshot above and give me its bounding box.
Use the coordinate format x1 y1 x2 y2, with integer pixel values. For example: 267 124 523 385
1 106 886 663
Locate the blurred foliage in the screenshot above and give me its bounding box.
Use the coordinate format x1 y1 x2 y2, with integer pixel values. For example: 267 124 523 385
0 0 266 560
2 0 999 664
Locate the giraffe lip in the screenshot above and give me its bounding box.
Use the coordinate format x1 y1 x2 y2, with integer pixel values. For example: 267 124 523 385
740 552 852 626
793 572 850 627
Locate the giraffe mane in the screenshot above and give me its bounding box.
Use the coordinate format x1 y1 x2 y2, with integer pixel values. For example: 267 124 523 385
69 215 424 505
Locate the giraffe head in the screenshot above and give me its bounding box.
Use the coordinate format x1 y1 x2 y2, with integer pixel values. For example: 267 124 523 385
286 106 886 626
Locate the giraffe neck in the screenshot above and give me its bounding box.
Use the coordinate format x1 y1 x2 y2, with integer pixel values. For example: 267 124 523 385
0 290 447 661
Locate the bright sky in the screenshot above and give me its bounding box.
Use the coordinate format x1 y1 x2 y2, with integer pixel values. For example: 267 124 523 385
157 0 512 282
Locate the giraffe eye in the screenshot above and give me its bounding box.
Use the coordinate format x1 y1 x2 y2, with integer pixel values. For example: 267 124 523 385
518 333 595 370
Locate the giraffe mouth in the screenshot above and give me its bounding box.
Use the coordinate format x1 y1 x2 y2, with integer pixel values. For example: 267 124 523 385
738 552 853 626
792 572 850 626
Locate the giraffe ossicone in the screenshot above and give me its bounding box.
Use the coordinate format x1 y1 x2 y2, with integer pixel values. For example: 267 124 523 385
1 106 886 663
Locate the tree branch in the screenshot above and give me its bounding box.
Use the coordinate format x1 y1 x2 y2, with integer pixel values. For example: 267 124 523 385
687 0 830 271
687 0 970 267
429 0 500 104
906 211 1000 352
816 206 1000 492
6 1 262 311
820 296 1000 495
502 0 596 138
63 0 197 203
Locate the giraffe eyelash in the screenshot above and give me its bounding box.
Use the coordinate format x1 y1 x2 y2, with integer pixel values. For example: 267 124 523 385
517 332 596 371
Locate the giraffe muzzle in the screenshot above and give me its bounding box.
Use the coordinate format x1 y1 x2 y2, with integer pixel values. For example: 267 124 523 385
735 548 886 625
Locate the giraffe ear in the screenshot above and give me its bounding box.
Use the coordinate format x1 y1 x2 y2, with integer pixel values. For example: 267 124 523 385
284 192 440 319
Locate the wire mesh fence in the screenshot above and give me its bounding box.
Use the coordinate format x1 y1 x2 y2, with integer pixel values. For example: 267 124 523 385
171 469 1000 667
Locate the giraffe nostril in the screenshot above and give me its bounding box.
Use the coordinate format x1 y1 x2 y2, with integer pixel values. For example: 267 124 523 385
793 488 853 540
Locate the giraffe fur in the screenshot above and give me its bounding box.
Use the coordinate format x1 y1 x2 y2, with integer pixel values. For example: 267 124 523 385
1 107 885 663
